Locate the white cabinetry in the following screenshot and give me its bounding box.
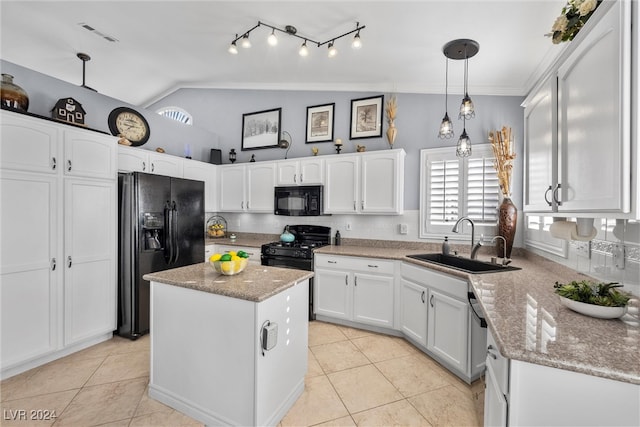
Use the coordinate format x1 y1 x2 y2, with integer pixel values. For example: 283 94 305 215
484 331 509 427
118 146 184 178
0 110 117 379
183 159 217 212
276 158 324 185
400 262 483 382
324 149 405 214
314 254 395 328
218 163 275 212
523 0 633 216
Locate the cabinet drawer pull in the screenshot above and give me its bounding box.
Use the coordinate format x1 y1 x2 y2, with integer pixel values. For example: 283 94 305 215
294 174 297 183
241 201 244 210
345 275 348 286
151 163 155 172
300 174 303 182
544 185 552 206
142 161 146 171
361 200 364 210
67 159 72 171
247 201 250 210
67 256 72 268
487 344 498 359
430 294 434 307
353 201 356 211
354 277 358 286
51 157 57 170
327 260 337 264
553 183 562 206
51 258 56 271
367 264 378 268
421 290 425 303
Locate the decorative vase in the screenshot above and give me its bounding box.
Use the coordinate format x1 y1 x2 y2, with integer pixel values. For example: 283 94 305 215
1 74 29 112
497 197 517 258
386 120 397 148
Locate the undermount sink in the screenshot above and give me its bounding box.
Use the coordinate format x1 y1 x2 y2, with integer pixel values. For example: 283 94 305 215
406 253 521 274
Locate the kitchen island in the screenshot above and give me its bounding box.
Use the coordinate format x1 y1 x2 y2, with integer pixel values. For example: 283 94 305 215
143 262 313 427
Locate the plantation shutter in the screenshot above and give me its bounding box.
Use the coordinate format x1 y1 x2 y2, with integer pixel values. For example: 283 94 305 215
429 159 459 224
466 156 500 223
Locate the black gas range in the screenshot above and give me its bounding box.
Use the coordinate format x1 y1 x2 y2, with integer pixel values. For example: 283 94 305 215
261 225 331 320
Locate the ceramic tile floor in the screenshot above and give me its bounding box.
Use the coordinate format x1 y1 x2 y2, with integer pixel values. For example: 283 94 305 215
1 321 484 426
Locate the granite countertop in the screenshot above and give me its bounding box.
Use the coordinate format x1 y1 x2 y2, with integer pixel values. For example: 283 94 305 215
143 262 313 303
315 243 640 385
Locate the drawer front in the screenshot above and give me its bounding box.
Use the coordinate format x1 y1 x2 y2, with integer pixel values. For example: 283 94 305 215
401 262 467 300
315 254 395 275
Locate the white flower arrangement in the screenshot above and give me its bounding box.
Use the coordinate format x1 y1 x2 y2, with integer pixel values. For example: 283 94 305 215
546 0 601 44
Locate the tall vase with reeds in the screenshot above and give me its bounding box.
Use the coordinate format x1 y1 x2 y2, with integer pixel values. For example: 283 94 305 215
385 96 397 149
490 126 517 258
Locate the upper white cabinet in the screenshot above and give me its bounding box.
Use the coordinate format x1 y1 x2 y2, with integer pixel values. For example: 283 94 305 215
0 112 59 174
524 0 633 216
218 163 275 212
64 129 117 180
276 157 324 185
118 146 184 178
325 149 405 214
183 159 217 212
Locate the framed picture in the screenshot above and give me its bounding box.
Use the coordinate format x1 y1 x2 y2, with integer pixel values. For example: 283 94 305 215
305 103 335 143
350 95 384 139
241 107 281 150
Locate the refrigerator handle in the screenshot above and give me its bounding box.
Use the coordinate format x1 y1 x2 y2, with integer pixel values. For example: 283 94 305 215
171 201 179 264
164 201 174 264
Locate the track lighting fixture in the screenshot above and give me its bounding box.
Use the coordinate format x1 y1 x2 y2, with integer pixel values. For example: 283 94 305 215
228 21 365 58
440 38 479 157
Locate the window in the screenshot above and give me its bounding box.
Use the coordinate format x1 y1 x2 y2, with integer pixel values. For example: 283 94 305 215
420 144 500 239
156 107 193 125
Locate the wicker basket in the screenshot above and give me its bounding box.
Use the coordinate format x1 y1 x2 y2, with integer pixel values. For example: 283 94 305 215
206 215 227 238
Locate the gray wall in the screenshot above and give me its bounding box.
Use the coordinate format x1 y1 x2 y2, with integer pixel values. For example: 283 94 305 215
150 88 525 211
1 60 219 160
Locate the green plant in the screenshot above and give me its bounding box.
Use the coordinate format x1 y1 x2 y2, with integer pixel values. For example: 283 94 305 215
554 280 630 307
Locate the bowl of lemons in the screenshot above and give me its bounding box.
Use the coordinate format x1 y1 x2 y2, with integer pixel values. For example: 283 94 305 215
209 250 250 275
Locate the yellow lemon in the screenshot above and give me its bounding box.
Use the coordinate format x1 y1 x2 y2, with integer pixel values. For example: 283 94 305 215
209 253 221 262
228 251 237 257
231 255 241 261
220 261 233 273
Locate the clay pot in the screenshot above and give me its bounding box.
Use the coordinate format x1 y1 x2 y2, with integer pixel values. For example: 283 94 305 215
1 74 29 111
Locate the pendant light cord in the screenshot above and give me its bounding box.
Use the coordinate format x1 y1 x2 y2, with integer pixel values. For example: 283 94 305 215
444 58 449 111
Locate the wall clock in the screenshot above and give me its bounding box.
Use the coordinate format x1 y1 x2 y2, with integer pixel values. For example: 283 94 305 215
108 107 150 146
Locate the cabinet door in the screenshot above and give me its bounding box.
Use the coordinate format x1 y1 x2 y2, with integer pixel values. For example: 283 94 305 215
218 165 246 211
148 152 184 178
361 151 404 214
183 160 217 212
276 160 299 185
557 0 630 213
324 157 358 213
314 268 351 320
399 278 428 347
64 179 116 345
523 75 557 212
299 158 324 184
484 361 508 427
0 111 59 174
64 129 116 180
1 172 59 369
246 163 275 212
353 272 394 328
117 146 148 173
427 289 468 374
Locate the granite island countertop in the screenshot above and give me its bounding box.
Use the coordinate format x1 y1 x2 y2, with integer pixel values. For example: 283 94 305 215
143 262 313 303
314 244 640 385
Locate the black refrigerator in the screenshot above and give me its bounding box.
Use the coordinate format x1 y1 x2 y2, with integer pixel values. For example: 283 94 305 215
117 172 204 339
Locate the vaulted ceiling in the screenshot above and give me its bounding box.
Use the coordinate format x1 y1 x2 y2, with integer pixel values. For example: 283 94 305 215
1 0 568 107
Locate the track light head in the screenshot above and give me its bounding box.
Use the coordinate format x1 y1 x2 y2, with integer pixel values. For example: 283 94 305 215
299 40 309 57
241 33 251 48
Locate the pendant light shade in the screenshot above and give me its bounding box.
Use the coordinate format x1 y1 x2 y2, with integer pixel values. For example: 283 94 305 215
438 57 454 139
456 120 472 157
459 50 476 119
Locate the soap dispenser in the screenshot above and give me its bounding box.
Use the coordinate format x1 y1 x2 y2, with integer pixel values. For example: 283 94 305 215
442 236 450 255
334 230 341 246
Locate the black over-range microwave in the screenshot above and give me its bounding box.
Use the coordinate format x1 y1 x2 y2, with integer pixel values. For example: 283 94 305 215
274 185 324 216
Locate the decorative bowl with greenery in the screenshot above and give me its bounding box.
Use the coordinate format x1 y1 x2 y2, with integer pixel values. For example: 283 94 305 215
554 280 631 319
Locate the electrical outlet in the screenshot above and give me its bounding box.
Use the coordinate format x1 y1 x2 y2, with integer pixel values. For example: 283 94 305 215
612 243 625 270
399 224 408 234
345 223 352 231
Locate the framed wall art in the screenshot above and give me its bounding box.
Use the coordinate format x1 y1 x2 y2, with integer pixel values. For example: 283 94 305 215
241 107 281 150
350 95 384 139
306 103 335 143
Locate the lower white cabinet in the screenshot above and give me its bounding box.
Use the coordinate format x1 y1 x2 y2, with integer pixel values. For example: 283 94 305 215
427 289 468 373
314 254 395 328
399 278 428 346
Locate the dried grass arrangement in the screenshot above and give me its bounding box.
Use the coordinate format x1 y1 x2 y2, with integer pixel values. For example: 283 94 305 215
489 126 516 197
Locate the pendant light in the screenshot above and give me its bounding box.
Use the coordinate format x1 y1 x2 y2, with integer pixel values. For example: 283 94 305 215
437 57 454 139
456 118 472 157
459 46 475 120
